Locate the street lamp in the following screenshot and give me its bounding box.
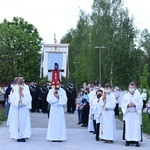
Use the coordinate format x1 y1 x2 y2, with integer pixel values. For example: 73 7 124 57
73 62 79 90
95 46 106 84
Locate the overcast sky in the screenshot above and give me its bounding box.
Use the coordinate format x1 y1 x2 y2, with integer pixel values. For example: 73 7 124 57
0 0 150 43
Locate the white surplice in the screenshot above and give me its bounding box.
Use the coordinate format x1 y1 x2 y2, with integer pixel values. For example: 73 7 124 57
9 84 32 140
121 92 143 141
99 93 117 140
88 90 96 132
92 98 102 124
46 88 67 141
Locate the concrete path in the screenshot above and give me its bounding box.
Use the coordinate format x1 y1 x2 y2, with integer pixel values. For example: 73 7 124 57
0 109 150 150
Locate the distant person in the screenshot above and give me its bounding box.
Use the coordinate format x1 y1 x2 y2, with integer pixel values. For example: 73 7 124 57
66 82 77 114
39 83 49 113
76 93 83 124
0 86 5 108
141 89 147 110
81 88 89 127
4 83 13 118
29 81 40 112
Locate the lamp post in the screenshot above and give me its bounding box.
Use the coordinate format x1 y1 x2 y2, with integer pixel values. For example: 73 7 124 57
73 62 79 91
95 46 106 84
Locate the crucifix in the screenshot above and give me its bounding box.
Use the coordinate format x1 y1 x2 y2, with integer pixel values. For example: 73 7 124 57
48 63 64 88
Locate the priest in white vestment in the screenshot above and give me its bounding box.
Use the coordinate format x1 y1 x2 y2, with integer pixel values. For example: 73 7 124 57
9 75 32 142
99 83 117 143
46 86 67 142
121 82 143 147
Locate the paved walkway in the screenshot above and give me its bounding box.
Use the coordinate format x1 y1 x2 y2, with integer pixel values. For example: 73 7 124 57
0 109 150 150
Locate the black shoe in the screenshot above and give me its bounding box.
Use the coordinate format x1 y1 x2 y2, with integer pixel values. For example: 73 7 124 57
136 142 140 147
52 140 62 142
21 139 26 142
81 124 87 127
17 139 26 142
125 141 130 146
95 137 99 141
17 139 22 142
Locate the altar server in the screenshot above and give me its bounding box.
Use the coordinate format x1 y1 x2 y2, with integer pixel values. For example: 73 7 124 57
121 82 143 147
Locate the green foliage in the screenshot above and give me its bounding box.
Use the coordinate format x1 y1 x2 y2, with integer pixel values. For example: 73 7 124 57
61 0 145 88
61 11 95 88
0 109 6 123
140 64 150 98
140 29 150 86
38 77 49 86
142 112 150 135
140 64 149 90
0 17 42 82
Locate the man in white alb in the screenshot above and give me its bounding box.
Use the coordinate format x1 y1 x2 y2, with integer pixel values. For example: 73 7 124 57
46 83 67 142
121 81 143 147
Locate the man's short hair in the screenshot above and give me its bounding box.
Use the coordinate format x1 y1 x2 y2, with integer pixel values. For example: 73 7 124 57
18 74 25 79
105 83 111 88
129 81 136 87
93 80 99 86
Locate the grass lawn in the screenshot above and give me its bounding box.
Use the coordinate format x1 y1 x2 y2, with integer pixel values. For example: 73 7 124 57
118 110 150 135
0 108 6 124
142 113 150 135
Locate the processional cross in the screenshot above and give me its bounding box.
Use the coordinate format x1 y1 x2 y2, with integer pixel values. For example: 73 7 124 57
48 33 64 87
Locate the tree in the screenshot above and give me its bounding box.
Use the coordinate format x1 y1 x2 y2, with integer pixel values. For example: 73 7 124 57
140 64 149 90
61 11 93 88
0 17 42 82
91 0 144 87
140 64 150 98
61 0 145 88
140 29 150 86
